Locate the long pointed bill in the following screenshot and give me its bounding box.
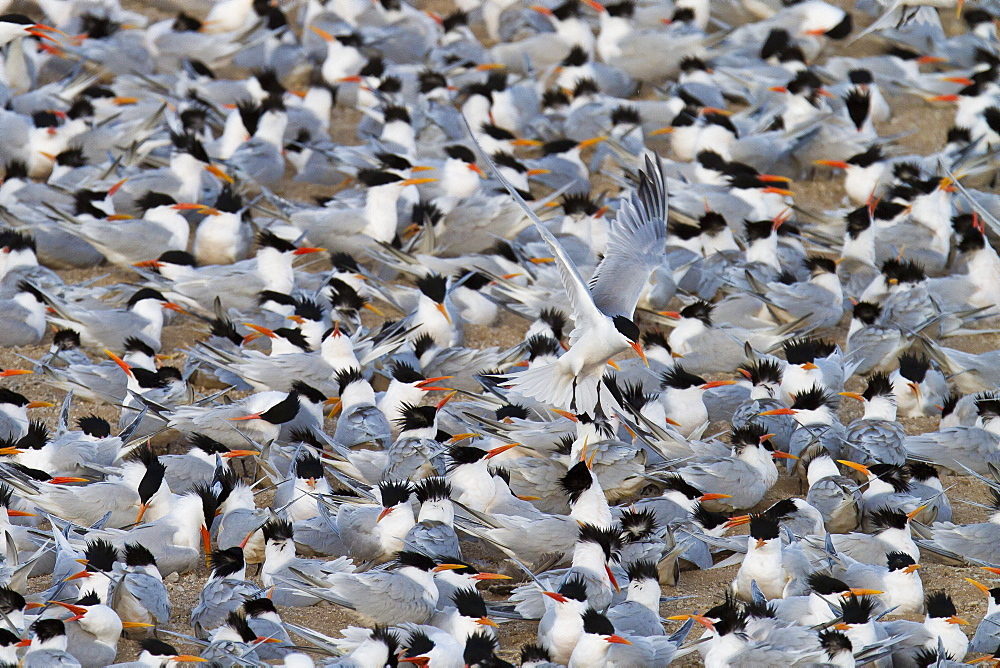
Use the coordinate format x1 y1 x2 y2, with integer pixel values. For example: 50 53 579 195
759 407 794 416
435 302 452 324
204 164 233 183
771 451 798 460
947 615 970 625
223 450 259 459
606 634 631 645
701 380 736 389
433 563 466 572
122 622 155 628
836 460 871 476
50 477 87 484
244 323 276 339
0 369 31 377
293 247 325 255
966 577 990 593
64 570 90 582
629 341 648 367
578 136 607 149
50 601 87 616
376 507 393 522
26 401 54 409
135 502 149 524
552 409 578 421
605 564 620 593
838 392 864 401
485 443 517 459
905 504 927 520
846 588 883 596
476 617 499 628
229 412 262 421
762 186 794 197
362 302 385 316
416 376 453 392
814 160 849 169
201 526 212 565
472 572 512 581
543 591 567 602
163 302 188 314
6 509 34 517
436 390 457 409
724 515 750 528
700 493 732 502
400 177 437 187
903 563 921 574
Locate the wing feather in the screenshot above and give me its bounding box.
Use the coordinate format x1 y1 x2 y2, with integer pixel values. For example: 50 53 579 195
590 156 668 318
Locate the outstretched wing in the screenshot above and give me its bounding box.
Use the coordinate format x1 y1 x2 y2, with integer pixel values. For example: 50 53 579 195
589 156 667 318
463 116 605 336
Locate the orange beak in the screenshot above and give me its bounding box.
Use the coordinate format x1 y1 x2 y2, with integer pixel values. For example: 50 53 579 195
485 443 518 459
416 376 453 392
838 391 864 401
966 577 990 593
724 515 750 528
201 526 211 564
605 564 620 593
204 164 233 183
837 460 872 476
468 163 486 177
701 380 736 389
903 563 921 574
105 349 133 377
771 451 798 460
0 369 31 377
222 450 259 459
435 302 452 325
543 591 568 602
472 572 512 581
293 247 325 255
814 159 849 169
630 341 648 367
759 407 794 416
606 634 631 645
700 493 732 501
376 506 393 522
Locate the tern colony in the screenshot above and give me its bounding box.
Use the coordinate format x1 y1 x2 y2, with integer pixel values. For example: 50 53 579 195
2 0 1000 665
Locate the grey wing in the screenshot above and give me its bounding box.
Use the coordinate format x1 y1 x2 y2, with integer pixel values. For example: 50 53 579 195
124 573 172 623
474 138 605 337
336 505 382 560
925 522 1000 563
404 522 461 560
971 613 1000 653
677 460 758 507
830 533 889 565
162 455 214 493
589 157 667 318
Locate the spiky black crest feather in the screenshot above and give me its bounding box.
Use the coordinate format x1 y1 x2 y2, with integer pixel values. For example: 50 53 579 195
577 523 622 559
867 506 908 530
559 461 594 503
413 477 451 503
379 479 413 507
863 372 894 400
619 507 658 541
660 365 705 390
262 518 294 543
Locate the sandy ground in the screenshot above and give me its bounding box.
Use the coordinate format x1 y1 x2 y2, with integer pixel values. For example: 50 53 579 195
0 0 996 664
